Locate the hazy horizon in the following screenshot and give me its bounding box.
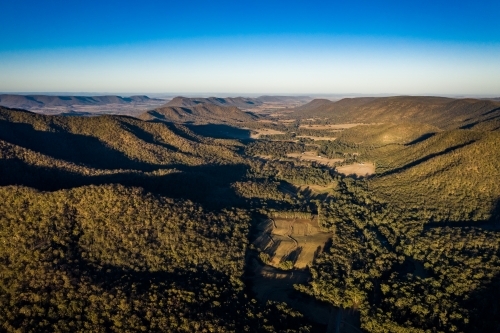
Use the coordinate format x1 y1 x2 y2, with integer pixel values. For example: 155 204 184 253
1 0 499 95
1 92 499 100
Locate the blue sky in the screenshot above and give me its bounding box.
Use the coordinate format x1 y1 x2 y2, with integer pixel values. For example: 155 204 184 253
1 0 499 95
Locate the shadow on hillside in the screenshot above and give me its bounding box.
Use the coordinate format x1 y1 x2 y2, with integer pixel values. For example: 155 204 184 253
491 199 500 224
379 140 476 177
52 235 252 328
153 120 205 143
404 132 436 146
185 124 252 140
464 271 500 332
481 106 500 116
460 113 500 129
424 199 500 230
0 159 249 206
120 122 180 152
0 119 159 171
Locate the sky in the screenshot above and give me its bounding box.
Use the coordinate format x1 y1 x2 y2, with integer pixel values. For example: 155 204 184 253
1 0 499 95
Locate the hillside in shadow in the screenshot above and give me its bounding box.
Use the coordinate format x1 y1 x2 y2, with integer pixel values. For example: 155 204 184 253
140 103 256 123
0 159 249 207
185 123 252 140
467 273 500 332
0 119 155 170
0 106 244 170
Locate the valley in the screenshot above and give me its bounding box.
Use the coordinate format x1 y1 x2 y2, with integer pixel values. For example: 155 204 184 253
0 94 499 332
3 0 498 331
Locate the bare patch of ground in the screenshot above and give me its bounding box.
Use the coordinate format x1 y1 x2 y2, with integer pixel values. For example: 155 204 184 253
255 154 273 160
249 217 345 329
249 128 285 139
256 119 296 124
336 162 375 177
287 151 344 167
254 217 331 269
249 216 361 332
299 123 365 130
256 119 277 124
241 101 304 116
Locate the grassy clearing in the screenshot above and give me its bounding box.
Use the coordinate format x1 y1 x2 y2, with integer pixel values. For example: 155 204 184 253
336 162 375 177
298 184 337 194
287 151 343 167
249 128 286 139
299 123 365 130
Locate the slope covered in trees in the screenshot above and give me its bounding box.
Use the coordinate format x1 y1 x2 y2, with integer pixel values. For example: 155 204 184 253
0 106 241 168
315 122 500 222
367 130 500 222
0 185 311 332
298 179 500 333
0 106 316 332
291 96 500 130
0 106 262 210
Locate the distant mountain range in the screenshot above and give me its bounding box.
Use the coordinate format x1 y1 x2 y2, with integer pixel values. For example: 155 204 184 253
292 96 500 130
0 94 312 118
0 94 162 110
256 95 312 103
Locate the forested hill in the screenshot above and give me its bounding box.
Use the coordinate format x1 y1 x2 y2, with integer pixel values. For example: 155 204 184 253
166 96 263 109
2 102 500 332
0 105 256 208
0 106 247 181
0 94 161 109
140 103 257 123
292 96 500 130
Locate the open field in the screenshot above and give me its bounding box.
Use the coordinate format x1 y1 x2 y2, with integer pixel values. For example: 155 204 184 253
253 217 331 269
248 128 286 139
255 154 273 160
241 102 305 116
249 128 286 139
298 184 337 194
256 119 296 123
299 123 365 130
287 151 343 166
336 162 375 177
